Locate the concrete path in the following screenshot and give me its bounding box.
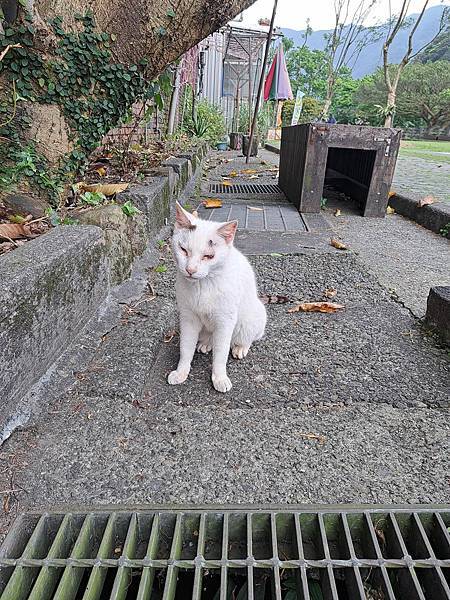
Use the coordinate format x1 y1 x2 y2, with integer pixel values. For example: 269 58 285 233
392 154 450 204
0 150 449 540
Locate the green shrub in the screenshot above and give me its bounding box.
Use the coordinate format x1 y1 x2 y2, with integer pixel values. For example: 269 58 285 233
237 104 271 142
183 98 226 145
281 97 323 127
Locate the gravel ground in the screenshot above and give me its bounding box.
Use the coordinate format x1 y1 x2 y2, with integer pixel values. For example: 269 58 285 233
0 150 448 542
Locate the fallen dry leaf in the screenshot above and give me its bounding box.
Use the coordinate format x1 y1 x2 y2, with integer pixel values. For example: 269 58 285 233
288 302 345 314
386 206 395 215
418 195 436 208
95 166 107 177
222 181 232 187
388 191 396 198
229 171 237 177
299 432 327 445
203 198 222 209
324 288 337 298
330 238 347 250
260 294 290 305
248 206 263 211
80 182 129 196
242 169 257 174
163 329 178 343
334 209 341 217
249 174 259 179
0 241 16 254
0 223 31 240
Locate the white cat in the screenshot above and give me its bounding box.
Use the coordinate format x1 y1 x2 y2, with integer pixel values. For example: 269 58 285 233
168 202 267 393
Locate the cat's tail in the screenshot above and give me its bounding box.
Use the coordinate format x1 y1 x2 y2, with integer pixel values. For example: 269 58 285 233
259 294 290 305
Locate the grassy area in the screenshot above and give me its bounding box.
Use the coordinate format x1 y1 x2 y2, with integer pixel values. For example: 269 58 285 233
266 138 450 164
401 140 450 152
399 139 450 164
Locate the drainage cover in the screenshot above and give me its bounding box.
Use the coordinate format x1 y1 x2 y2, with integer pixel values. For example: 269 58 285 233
0 506 449 599
210 183 283 195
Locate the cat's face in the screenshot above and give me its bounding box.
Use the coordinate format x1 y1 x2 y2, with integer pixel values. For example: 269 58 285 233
172 202 237 280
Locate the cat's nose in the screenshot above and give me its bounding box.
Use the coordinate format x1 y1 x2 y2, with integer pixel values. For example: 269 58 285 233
186 265 198 276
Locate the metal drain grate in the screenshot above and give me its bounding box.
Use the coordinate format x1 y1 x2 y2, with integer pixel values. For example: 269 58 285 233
1 506 449 599
210 183 283 194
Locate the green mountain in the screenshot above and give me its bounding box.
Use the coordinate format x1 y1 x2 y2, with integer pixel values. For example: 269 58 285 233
281 5 449 77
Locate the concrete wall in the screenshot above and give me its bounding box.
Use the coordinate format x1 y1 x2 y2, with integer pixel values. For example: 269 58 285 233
0 145 207 435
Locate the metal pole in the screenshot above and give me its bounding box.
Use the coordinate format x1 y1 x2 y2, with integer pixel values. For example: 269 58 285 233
167 64 182 135
245 0 278 163
247 38 253 134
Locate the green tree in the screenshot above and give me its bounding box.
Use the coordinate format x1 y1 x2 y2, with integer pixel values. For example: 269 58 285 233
354 62 450 131
285 46 329 98
284 45 357 122
397 61 450 131
414 29 450 63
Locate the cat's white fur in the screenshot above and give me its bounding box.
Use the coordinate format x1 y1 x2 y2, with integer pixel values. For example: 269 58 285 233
168 202 267 392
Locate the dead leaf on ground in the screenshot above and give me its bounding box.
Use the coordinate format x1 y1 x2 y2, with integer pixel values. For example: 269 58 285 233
80 182 129 196
299 432 327 445
374 520 386 548
330 238 348 250
418 195 436 208
2 493 10 514
94 166 107 177
248 206 263 211
288 302 345 314
249 174 259 179
0 223 31 240
260 294 290 305
229 171 238 177
0 241 17 254
386 206 395 215
222 181 232 187
388 191 396 198
163 329 178 343
334 209 341 217
324 288 337 298
242 169 257 174
203 198 222 209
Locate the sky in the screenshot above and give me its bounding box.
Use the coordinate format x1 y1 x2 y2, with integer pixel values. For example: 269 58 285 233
239 0 448 30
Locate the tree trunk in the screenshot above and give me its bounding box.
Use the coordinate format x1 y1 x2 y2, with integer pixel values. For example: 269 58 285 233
1 0 256 184
383 89 396 127
36 0 255 75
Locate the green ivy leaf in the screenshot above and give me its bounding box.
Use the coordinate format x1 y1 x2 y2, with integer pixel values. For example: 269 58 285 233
167 8 176 17
154 265 168 273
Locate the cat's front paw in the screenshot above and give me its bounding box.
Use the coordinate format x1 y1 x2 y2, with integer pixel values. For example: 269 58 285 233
168 369 189 385
212 374 232 393
231 344 249 359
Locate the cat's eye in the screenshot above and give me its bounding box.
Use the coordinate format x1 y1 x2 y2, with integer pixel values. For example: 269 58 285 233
203 254 214 260
179 245 188 256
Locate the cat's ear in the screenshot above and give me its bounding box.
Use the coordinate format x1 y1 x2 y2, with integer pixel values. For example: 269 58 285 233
217 220 238 244
175 202 196 230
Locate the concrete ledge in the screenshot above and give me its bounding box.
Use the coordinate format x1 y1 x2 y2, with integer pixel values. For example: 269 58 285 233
0 226 108 431
265 142 280 155
426 287 450 345
164 157 191 187
389 194 450 238
122 177 171 238
0 143 207 436
77 204 147 285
